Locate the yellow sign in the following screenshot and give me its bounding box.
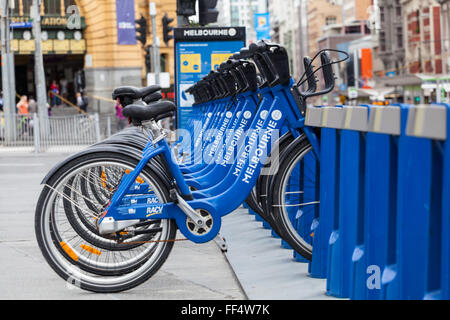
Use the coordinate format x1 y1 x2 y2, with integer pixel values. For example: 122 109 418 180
70 40 86 53
10 39 19 51
211 53 233 71
42 40 53 53
180 54 202 73
53 40 70 53
20 40 35 53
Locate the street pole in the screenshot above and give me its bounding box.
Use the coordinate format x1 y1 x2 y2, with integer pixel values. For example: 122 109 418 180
150 2 160 86
354 49 359 106
1 0 14 141
31 0 48 131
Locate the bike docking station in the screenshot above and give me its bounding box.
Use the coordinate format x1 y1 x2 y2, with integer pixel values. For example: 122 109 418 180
34 35 449 302
305 103 449 300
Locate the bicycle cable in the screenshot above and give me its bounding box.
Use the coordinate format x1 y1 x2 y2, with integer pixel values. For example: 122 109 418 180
296 49 350 89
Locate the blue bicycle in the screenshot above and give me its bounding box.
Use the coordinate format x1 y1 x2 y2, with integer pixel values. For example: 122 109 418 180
35 41 348 292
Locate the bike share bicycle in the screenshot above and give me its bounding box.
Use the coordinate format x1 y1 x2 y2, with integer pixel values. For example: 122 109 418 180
35 40 348 292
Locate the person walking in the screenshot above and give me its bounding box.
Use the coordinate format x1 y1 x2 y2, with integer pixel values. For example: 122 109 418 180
28 96 37 114
115 98 127 131
50 80 61 107
16 95 29 136
16 95 29 115
76 92 88 113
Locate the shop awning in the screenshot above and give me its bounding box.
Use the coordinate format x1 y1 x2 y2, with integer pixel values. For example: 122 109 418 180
358 87 396 100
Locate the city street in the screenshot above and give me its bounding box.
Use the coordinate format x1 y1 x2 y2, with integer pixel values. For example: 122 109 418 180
0 0 448 303
0 152 245 300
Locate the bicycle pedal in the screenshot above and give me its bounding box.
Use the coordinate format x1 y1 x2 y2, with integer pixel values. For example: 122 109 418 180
214 234 228 253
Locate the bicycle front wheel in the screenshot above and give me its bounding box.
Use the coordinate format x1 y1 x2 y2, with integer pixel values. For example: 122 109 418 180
35 152 177 293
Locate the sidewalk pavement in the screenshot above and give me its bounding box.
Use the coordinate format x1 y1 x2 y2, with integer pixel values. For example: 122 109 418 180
0 152 245 300
0 151 335 300
221 209 336 300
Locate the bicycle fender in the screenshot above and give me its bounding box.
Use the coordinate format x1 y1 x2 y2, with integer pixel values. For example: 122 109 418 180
40 144 171 187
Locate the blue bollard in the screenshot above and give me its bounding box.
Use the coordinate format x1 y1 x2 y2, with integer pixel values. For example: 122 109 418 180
309 128 338 279
326 128 364 298
359 131 396 299
324 126 344 296
442 103 450 300
351 105 401 300
384 105 432 300
379 105 408 300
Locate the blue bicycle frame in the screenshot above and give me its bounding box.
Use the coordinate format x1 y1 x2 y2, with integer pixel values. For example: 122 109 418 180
99 77 321 244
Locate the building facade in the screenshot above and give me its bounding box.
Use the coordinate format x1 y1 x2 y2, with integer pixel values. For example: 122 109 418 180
378 0 405 74
402 0 443 75
342 0 373 24
2 0 177 114
399 0 448 102
307 0 343 57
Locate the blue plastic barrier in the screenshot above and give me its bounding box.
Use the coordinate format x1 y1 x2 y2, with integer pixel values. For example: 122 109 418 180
442 103 450 300
305 103 448 300
309 127 338 279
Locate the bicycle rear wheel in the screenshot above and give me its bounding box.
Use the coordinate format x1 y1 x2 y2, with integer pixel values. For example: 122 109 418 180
270 138 320 260
35 152 177 292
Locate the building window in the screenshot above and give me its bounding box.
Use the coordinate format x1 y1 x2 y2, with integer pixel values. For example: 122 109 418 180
11 0 20 15
44 0 60 15
397 27 403 48
64 0 77 13
22 0 33 15
325 16 337 26
380 32 386 51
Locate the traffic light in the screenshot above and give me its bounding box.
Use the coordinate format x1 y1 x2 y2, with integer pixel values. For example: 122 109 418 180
177 0 196 17
135 16 148 46
145 45 152 73
162 13 174 46
198 0 219 26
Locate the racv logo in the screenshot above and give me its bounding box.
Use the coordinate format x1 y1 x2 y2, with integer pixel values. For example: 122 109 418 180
147 197 159 204
146 205 163 217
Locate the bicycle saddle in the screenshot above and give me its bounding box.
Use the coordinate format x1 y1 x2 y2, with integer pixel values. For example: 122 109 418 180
112 85 162 100
123 101 176 125
143 92 163 104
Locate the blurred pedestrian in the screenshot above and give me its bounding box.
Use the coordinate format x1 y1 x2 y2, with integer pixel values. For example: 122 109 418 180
16 95 29 115
16 95 29 136
28 96 37 114
60 78 68 101
76 92 88 113
50 80 61 107
115 98 127 131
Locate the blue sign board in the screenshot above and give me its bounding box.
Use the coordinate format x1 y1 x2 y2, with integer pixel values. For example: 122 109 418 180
10 22 33 29
254 13 271 40
116 0 137 45
174 27 246 129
